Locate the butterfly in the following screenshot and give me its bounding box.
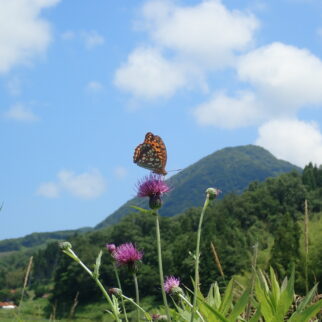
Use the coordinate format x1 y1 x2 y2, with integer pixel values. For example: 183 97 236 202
133 132 167 175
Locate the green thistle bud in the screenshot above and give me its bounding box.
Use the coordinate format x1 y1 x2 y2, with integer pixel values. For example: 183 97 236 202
206 187 221 200
59 241 72 250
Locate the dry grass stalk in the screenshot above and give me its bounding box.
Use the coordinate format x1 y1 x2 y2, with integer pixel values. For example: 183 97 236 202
304 199 309 293
69 291 79 319
19 256 33 307
210 241 224 278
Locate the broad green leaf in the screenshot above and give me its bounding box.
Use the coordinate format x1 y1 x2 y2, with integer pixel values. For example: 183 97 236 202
269 267 280 310
228 289 250 321
275 267 294 320
219 279 233 315
295 284 318 313
197 296 230 322
255 276 274 321
288 299 322 322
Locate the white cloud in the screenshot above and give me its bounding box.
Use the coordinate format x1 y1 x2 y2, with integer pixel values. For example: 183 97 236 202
115 0 258 99
81 31 105 49
114 166 127 179
114 47 187 99
0 0 61 74
256 119 322 167
37 182 60 198
193 91 264 129
58 169 106 199
237 42 322 109
37 169 106 199
86 81 103 93
5 103 39 122
142 0 259 67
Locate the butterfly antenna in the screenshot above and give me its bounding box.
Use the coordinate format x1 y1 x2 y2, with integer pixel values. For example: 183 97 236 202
167 168 183 173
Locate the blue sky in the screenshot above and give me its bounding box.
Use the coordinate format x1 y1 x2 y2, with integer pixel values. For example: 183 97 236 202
1 0 322 240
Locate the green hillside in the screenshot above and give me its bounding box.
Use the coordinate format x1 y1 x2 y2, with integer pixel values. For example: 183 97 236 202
0 228 92 253
96 144 301 228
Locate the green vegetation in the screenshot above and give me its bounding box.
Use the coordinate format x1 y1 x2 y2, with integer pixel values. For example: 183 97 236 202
1 146 322 320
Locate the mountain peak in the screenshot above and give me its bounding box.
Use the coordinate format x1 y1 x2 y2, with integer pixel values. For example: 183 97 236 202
96 144 301 229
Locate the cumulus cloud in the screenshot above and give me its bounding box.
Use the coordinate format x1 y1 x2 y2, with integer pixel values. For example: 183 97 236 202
114 0 258 99
37 182 60 198
5 103 39 122
37 169 106 199
256 119 322 167
141 0 259 67
237 42 322 109
81 31 105 49
114 47 187 99
0 0 61 74
193 91 264 129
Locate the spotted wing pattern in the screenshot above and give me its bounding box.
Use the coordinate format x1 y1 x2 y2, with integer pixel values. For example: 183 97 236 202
133 132 167 175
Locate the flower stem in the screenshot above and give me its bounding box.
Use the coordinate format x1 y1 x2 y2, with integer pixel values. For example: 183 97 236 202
121 294 152 321
178 294 205 322
113 263 129 322
63 249 121 321
190 194 211 322
155 211 171 321
133 272 140 321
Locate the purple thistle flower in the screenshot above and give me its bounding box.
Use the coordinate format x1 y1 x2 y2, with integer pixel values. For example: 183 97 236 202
112 243 143 272
137 174 170 209
164 276 180 294
106 243 116 254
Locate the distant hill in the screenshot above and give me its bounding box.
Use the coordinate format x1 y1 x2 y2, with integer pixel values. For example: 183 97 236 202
0 228 92 253
96 144 301 228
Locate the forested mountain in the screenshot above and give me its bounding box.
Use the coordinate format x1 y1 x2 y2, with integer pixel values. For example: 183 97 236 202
96 144 301 228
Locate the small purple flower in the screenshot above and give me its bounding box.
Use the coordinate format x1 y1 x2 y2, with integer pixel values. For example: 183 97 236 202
137 174 170 209
106 243 116 254
164 276 180 294
113 243 143 272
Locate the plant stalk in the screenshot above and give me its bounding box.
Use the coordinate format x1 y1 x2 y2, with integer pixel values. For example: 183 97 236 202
113 263 129 322
155 211 172 321
191 194 210 322
133 272 140 321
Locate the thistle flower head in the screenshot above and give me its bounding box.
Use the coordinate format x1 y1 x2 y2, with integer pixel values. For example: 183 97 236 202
106 243 116 254
137 174 170 209
164 276 181 295
112 242 143 272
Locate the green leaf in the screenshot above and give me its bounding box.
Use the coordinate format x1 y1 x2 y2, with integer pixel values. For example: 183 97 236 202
130 205 152 214
93 250 102 278
228 289 250 321
269 267 280 310
255 275 274 321
219 279 233 315
275 267 294 320
288 299 322 322
197 296 230 322
295 284 318 313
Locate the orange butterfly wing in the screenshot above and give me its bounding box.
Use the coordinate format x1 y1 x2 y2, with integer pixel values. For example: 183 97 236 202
133 132 167 175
